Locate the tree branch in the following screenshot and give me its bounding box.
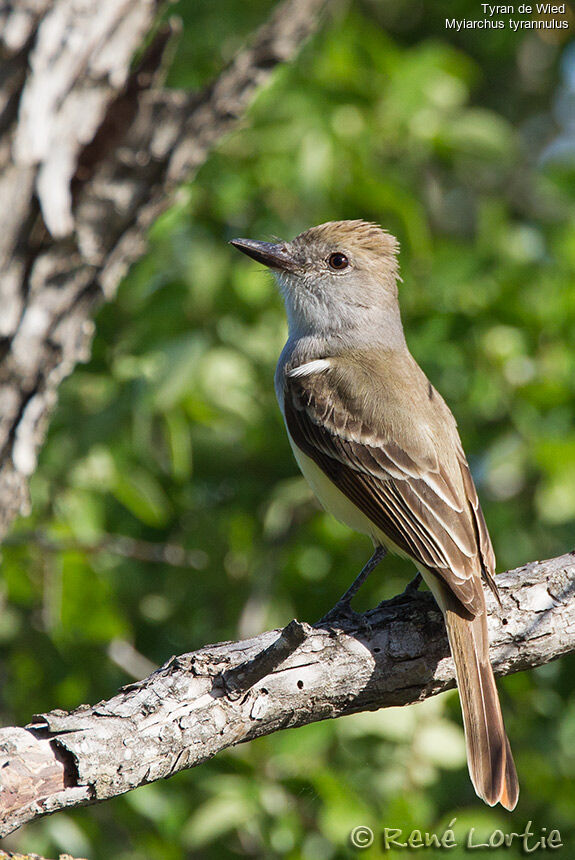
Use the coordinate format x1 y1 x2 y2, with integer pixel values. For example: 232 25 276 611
1 552 574 837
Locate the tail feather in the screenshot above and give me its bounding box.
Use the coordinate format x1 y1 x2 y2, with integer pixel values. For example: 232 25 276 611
439 585 519 810
500 734 519 811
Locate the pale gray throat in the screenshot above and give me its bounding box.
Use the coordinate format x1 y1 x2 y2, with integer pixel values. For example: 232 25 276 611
273 267 408 406
274 269 406 349
278 303 407 365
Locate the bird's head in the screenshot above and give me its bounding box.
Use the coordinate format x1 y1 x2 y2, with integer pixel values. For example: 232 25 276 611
231 220 401 341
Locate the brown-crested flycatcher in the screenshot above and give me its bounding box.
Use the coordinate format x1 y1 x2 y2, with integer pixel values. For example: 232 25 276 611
231 220 518 810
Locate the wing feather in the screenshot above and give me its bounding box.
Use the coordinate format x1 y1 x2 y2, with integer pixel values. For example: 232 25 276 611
284 361 495 613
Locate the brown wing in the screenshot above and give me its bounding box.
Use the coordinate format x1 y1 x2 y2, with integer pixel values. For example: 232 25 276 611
455 438 498 598
283 360 496 614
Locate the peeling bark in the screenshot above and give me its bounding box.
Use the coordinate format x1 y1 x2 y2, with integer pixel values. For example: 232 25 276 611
1 552 574 836
0 851 86 860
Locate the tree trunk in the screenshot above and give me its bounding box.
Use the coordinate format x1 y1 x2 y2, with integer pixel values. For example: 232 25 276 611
0 0 329 539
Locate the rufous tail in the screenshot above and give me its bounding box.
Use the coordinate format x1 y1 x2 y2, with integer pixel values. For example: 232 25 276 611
440 586 519 810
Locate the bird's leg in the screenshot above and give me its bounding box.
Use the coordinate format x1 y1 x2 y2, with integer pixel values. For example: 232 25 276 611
320 546 387 623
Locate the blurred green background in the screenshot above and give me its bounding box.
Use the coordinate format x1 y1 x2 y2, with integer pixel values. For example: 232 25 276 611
3 0 575 857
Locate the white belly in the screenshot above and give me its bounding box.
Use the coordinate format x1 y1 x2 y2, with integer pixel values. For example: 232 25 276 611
276 368 409 560
288 433 439 597
289 438 376 537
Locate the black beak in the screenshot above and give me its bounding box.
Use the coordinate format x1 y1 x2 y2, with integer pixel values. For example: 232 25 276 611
230 238 297 271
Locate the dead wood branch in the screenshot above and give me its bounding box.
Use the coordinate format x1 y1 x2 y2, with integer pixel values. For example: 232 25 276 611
1 552 574 836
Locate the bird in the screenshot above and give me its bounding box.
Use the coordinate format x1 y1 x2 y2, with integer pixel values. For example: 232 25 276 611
230 219 519 810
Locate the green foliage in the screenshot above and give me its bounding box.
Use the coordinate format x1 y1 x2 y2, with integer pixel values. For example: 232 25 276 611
3 0 575 856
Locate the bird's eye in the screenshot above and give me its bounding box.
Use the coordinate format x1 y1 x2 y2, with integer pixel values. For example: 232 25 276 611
328 252 349 270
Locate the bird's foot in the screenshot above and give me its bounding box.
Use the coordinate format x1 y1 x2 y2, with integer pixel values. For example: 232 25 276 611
401 571 422 597
375 572 423 610
319 599 359 626
318 546 388 627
